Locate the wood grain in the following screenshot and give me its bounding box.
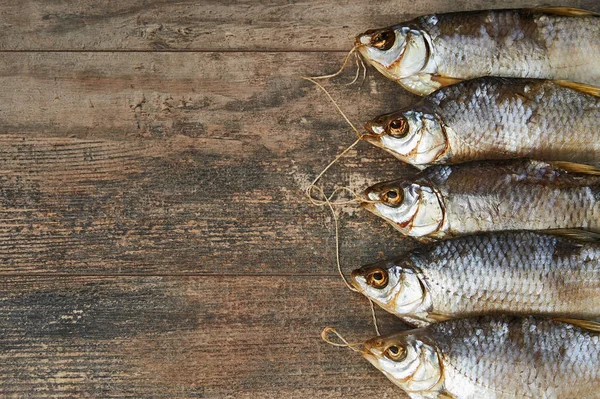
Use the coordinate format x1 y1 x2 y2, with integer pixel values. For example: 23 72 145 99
0 276 402 398
3 0 599 397
0 0 595 51
0 42 416 398
0 52 418 275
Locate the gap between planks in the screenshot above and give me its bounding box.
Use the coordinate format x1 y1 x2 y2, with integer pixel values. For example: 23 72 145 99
0 273 346 278
0 49 351 53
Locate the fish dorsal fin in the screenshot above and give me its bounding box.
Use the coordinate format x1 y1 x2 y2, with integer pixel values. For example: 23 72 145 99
531 7 600 17
550 161 600 176
540 228 600 242
553 317 600 333
554 80 600 98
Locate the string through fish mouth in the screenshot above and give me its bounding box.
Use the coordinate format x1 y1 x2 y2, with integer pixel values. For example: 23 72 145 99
344 51 369 87
300 77 374 207
358 52 367 87
308 184 381 336
306 45 366 84
321 327 365 352
369 299 381 336
301 76 381 336
346 52 362 86
300 76 374 290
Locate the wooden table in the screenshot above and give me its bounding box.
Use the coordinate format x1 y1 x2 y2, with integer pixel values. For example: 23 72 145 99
0 1 597 397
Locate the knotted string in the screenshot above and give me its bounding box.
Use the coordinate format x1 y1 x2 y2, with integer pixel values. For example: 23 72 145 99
302 76 381 336
321 327 364 352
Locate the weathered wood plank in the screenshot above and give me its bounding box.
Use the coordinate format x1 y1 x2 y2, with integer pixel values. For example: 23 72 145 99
0 276 404 398
7 1 597 396
0 52 409 138
0 0 596 51
0 52 419 275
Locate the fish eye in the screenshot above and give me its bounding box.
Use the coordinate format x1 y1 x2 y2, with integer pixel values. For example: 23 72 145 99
366 268 389 288
388 118 409 138
381 188 404 207
370 30 395 51
385 344 407 361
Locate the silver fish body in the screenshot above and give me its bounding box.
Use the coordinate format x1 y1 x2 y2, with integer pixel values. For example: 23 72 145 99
362 159 600 240
362 316 600 398
363 78 600 168
351 231 600 327
356 8 600 95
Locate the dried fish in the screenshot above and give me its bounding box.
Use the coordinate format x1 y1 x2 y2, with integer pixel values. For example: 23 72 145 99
351 230 600 326
362 159 600 240
355 8 600 95
363 78 600 168
361 316 600 398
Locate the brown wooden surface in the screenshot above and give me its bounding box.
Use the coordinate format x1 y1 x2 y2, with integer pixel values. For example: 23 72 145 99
1 1 598 397
0 0 596 51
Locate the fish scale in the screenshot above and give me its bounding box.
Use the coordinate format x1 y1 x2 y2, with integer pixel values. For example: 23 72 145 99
338 7 600 398
362 159 600 239
362 77 600 168
432 317 600 398
361 317 600 398
439 161 599 234
350 231 600 326
432 79 600 164
357 9 600 95
414 234 568 313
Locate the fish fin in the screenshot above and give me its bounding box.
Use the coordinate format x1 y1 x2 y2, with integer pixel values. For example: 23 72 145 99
540 228 600 242
413 233 441 244
400 315 431 328
430 75 463 88
549 161 600 176
531 7 600 17
553 317 600 333
397 75 441 96
427 312 452 323
554 80 600 98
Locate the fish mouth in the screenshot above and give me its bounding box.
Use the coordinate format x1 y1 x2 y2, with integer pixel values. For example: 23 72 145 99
361 201 386 224
360 349 380 367
360 200 375 213
360 187 382 214
361 133 383 147
349 269 363 291
363 119 385 135
361 337 386 358
362 186 382 202
361 121 385 147
355 30 376 47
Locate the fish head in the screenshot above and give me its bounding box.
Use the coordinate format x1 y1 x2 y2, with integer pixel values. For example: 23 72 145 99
355 26 431 82
362 330 443 395
361 178 445 238
363 108 448 167
350 260 429 317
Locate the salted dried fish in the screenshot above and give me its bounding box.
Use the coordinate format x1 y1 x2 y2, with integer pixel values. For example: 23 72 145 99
361 316 600 398
363 78 600 168
355 8 600 95
351 230 600 327
362 159 600 240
